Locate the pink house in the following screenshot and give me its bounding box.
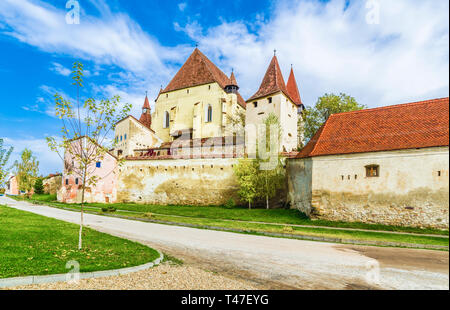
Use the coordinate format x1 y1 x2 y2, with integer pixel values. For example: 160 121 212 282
6 176 19 195
58 137 118 204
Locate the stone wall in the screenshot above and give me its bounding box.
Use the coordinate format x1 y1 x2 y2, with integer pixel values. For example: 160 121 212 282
43 175 62 195
116 158 241 205
287 147 449 229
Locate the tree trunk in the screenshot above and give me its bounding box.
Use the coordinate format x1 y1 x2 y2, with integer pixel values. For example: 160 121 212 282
265 174 269 209
78 167 87 250
248 201 251 210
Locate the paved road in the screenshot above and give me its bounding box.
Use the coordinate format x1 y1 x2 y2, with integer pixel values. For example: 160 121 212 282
1 196 448 290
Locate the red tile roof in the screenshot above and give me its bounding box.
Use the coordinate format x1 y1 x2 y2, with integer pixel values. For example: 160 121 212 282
161 48 246 108
296 98 449 158
286 67 302 106
247 55 295 103
228 71 238 87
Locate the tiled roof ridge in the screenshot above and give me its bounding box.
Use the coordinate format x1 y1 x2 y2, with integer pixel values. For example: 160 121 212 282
330 97 449 117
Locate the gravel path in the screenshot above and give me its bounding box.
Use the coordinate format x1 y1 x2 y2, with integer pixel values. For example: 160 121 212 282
1 196 448 290
8 262 257 290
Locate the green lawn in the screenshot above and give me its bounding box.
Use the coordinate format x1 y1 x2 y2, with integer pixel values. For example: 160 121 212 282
0 204 160 279
31 202 449 249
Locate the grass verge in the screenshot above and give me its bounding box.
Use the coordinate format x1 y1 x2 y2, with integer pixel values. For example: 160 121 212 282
0 204 160 279
31 202 449 249
9 194 448 236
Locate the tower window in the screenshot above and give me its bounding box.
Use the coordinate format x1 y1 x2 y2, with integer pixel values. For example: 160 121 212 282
253 102 258 108
365 165 380 177
268 97 272 103
164 111 170 128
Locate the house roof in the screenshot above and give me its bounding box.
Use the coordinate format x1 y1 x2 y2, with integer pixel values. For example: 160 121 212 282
247 55 295 103
296 97 450 158
161 48 246 108
286 67 303 106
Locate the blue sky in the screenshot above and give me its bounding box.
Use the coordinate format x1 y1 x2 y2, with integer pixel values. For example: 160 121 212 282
0 0 448 176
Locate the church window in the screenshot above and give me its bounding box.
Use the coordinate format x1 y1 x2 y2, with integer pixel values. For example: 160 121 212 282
164 111 170 128
205 105 213 122
253 102 258 108
268 97 272 103
365 165 380 177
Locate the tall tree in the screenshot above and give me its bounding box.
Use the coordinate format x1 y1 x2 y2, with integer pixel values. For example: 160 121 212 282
234 158 259 209
46 62 131 250
0 138 13 188
303 93 366 142
14 149 39 194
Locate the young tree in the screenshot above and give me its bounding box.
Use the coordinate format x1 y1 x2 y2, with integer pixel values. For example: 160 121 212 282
257 114 285 209
234 158 259 209
0 138 13 188
34 178 44 195
303 93 366 142
14 149 39 194
46 62 131 250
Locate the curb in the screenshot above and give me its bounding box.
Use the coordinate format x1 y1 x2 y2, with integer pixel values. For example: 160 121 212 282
0 251 164 289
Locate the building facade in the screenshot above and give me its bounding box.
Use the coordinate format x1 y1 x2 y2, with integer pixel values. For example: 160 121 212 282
287 98 450 229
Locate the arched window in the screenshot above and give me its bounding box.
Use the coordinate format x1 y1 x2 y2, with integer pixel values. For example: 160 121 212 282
205 104 212 123
164 111 170 128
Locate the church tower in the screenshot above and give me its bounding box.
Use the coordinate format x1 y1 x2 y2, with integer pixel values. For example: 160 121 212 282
139 94 152 129
245 53 300 152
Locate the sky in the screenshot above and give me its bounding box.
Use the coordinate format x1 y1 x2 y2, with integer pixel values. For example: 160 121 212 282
0 0 448 176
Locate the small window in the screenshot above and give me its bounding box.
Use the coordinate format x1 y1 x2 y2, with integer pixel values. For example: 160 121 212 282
124 134 127 140
206 105 213 122
253 102 258 108
75 178 79 185
65 179 69 185
341 175 344 180
164 111 170 128
166 94 168 98
120 135 123 141
438 171 441 177
96 162 101 168
268 97 272 103
365 165 380 177
187 89 190 94
208 85 211 90
355 175 358 180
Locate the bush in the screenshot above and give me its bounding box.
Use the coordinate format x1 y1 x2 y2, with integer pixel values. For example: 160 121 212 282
225 198 236 209
101 206 116 213
0 188 5 195
33 178 44 195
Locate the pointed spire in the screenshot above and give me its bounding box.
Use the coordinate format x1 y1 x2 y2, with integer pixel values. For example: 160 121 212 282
248 54 291 102
139 94 152 128
229 71 238 87
286 66 303 106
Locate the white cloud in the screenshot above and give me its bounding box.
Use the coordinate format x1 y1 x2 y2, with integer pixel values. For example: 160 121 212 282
50 62 71 76
3 137 62 177
176 0 449 107
178 2 187 12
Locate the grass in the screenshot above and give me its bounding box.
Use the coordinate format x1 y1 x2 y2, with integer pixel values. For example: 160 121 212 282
15 194 447 236
33 201 449 248
0 204 160 279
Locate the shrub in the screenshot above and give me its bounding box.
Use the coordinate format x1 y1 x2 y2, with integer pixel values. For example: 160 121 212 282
33 178 44 195
0 188 5 195
102 206 117 213
143 213 153 218
225 198 236 209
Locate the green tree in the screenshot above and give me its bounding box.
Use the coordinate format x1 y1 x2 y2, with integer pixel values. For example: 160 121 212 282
257 114 285 209
303 93 366 142
46 62 131 250
14 149 39 194
34 178 44 195
234 113 285 209
234 158 259 209
0 138 13 188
